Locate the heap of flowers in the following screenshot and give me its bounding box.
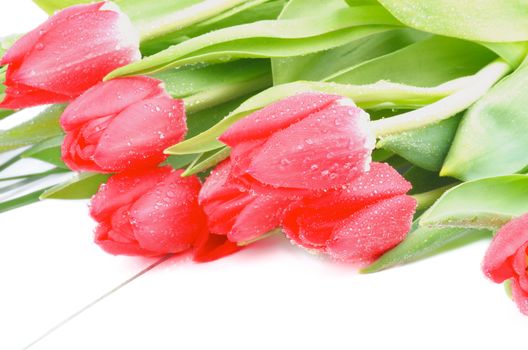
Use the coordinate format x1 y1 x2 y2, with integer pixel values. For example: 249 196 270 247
1 1 527 316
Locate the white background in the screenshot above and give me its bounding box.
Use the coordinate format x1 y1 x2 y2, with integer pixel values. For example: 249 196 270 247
1 2 526 350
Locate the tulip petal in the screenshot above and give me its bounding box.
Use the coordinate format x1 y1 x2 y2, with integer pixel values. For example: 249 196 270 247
0 83 71 109
11 4 139 97
130 171 204 254
60 77 165 131
247 102 374 190
482 213 528 283
90 167 171 221
220 93 340 145
193 230 241 263
229 195 290 242
511 279 528 316
512 244 528 292
327 195 417 263
94 223 157 257
1 3 103 66
93 97 186 172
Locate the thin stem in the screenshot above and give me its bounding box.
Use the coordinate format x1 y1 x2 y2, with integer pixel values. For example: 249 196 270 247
183 74 271 114
412 184 457 211
237 228 282 246
372 59 511 137
0 167 68 182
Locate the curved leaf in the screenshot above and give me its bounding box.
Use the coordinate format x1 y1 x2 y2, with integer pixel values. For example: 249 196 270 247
442 63 528 180
420 175 528 230
377 0 528 42
106 5 400 78
40 172 110 200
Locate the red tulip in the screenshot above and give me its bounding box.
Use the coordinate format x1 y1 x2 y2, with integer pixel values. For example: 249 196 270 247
482 214 528 315
0 2 140 109
60 76 186 173
90 166 206 256
219 92 375 190
282 162 416 264
199 159 304 243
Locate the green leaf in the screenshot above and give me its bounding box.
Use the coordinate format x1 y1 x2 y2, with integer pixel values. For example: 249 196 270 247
165 79 463 155
20 135 67 168
377 0 528 42
420 175 528 230
40 172 110 200
0 104 65 153
0 187 52 214
360 223 490 273
442 63 528 180
182 147 231 176
106 5 400 78
378 114 461 171
273 28 426 84
479 42 528 69
154 59 272 114
141 0 287 55
32 0 92 14
326 35 497 87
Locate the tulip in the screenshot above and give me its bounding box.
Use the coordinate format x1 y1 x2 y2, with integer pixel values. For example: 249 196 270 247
482 213 528 315
282 162 417 264
60 76 186 173
219 92 375 190
90 166 206 256
199 159 305 243
0 2 140 109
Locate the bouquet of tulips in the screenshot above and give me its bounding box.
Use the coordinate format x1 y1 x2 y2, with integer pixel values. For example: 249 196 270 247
1 0 528 316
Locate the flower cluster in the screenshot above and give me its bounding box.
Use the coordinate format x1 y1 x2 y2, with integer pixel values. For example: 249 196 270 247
0 2 417 265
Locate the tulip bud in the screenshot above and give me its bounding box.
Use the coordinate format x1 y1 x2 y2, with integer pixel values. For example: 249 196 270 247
482 214 528 315
199 160 303 243
90 166 205 256
282 163 416 264
0 2 140 109
220 92 375 191
60 76 186 173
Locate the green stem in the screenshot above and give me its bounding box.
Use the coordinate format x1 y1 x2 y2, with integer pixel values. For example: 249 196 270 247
412 184 456 211
372 59 511 137
237 228 282 246
0 167 69 182
183 74 272 114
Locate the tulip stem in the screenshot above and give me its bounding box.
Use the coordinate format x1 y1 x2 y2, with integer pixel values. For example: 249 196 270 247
237 228 282 246
412 184 457 212
183 74 272 114
371 59 511 137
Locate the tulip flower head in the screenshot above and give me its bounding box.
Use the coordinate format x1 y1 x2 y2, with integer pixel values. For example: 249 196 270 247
283 162 417 264
482 213 528 315
60 76 186 173
0 2 140 109
220 92 376 191
90 167 205 256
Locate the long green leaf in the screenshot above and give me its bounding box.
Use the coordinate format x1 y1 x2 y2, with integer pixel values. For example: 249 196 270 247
20 135 67 168
361 224 490 273
442 63 528 180
420 175 528 230
40 172 110 200
0 104 65 153
377 0 528 42
378 115 461 171
326 35 497 87
0 187 52 214
106 5 400 78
